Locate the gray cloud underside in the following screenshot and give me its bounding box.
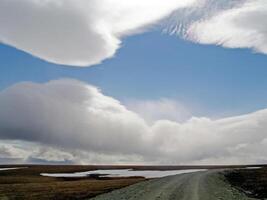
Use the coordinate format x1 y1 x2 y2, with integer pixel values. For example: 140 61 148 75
0 79 267 164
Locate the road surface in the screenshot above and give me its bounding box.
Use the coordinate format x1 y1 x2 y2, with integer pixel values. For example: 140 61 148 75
90 170 256 200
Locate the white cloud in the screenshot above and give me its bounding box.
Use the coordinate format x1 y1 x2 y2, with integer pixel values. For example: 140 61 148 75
1 79 267 164
2 0 267 67
0 0 195 66
126 98 192 123
0 143 29 160
186 0 267 54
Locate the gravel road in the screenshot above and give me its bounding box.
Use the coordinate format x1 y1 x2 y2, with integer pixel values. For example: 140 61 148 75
90 170 256 200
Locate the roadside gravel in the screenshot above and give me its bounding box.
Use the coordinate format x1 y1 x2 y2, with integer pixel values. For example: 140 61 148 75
90 170 257 200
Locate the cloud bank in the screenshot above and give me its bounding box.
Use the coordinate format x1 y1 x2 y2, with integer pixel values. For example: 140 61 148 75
0 0 195 66
1 79 267 164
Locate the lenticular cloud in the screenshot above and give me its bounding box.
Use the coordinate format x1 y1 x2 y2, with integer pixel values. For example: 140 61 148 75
0 0 195 66
1 0 267 67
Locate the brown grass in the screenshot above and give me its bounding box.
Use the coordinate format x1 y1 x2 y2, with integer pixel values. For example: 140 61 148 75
0 164 266 200
0 165 145 200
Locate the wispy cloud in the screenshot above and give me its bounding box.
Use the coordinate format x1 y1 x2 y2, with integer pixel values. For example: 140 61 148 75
1 79 267 164
182 0 267 55
126 98 192 124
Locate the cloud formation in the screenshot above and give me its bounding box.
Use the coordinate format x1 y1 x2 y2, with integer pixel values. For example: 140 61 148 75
1 79 267 164
186 0 267 54
126 99 192 124
0 0 195 66
1 0 267 67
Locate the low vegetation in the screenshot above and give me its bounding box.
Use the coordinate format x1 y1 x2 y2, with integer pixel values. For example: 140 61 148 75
0 164 265 200
0 165 144 200
225 167 267 199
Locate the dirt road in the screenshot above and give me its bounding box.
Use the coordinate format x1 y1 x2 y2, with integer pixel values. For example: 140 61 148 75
90 171 256 200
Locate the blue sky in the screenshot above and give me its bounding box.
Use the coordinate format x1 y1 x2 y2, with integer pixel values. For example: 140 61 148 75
1 30 267 118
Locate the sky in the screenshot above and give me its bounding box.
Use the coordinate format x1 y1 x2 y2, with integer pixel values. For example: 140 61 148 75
1 0 267 165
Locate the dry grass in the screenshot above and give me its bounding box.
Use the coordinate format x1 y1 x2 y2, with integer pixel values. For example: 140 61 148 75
0 165 144 200
0 164 266 200
0 178 143 200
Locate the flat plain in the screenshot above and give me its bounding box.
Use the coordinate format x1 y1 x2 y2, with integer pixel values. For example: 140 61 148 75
0 165 266 200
